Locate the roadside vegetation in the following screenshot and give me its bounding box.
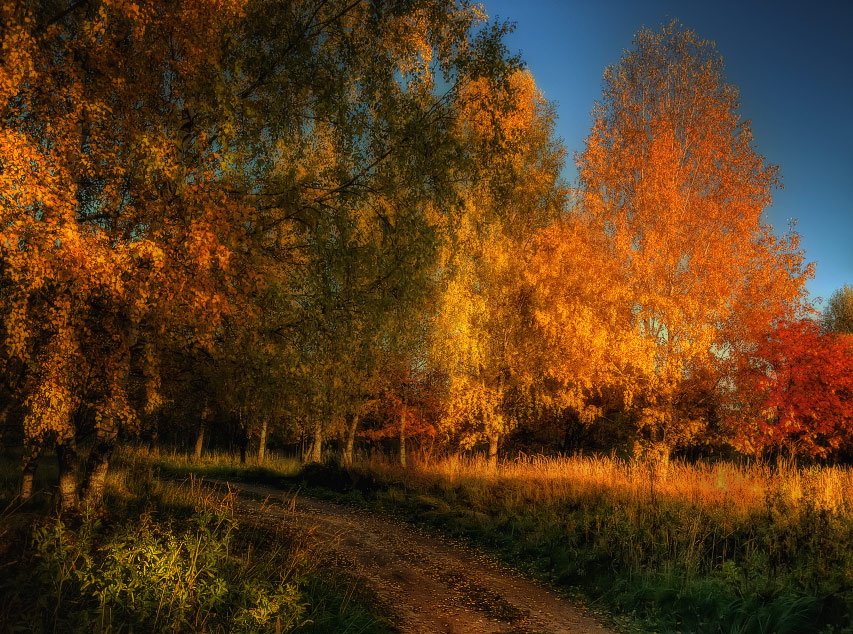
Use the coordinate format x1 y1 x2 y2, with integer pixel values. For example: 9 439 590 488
0 448 395 634
151 447 853 634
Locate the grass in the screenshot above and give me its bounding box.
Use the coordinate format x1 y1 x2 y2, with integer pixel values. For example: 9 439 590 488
150 448 853 634
0 447 396 634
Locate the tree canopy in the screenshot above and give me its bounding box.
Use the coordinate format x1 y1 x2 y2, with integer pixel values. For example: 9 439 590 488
570 22 812 455
2 9 844 509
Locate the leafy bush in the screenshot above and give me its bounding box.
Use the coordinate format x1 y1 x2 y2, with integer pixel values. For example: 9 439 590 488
10 505 305 633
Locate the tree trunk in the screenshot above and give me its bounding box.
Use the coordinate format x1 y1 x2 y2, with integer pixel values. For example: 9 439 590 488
488 432 499 470
56 435 79 513
194 401 211 461
20 468 35 501
258 418 268 464
0 401 10 442
651 441 671 482
305 424 323 463
20 445 39 500
148 428 159 456
239 435 248 464
81 418 118 508
343 414 359 467
399 412 407 468
238 408 248 465
194 421 205 461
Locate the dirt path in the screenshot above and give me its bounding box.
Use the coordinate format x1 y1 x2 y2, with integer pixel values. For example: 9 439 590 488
203 478 615 634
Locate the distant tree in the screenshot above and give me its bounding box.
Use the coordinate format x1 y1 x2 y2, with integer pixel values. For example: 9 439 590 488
823 285 853 335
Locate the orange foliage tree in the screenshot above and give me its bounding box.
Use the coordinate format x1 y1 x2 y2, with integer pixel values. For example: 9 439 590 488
528 213 649 429
567 22 813 458
1 0 250 509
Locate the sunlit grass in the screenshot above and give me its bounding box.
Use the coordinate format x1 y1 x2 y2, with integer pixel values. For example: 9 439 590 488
110 446 853 633
150 444 853 519
352 451 853 517
140 445 304 475
328 453 853 633
158 447 851 634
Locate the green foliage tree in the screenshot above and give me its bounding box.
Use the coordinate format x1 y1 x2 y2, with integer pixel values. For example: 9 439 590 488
823 285 853 335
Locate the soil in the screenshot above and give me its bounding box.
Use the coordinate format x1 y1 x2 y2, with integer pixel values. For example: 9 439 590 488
200 478 616 634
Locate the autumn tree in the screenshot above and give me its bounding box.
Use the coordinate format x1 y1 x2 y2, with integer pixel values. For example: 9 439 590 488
1 0 520 507
823 285 853 335
0 0 253 510
432 69 565 467
528 213 649 435
733 318 853 458
573 22 812 459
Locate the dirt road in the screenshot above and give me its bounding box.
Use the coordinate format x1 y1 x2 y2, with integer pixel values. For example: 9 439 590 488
204 478 615 634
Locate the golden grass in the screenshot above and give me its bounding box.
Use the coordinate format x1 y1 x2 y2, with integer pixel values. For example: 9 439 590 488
357 452 853 517
120 445 304 476
125 443 853 518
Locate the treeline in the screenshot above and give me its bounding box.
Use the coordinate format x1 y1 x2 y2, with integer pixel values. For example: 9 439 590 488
1 2 851 511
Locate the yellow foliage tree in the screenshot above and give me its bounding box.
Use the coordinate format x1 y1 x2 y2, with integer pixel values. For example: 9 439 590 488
432 70 565 466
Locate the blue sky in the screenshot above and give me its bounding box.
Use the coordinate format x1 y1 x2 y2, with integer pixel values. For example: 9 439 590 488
482 0 852 308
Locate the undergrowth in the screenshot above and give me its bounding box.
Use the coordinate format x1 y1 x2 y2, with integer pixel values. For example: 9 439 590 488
155 448 853 634
0 449 395 634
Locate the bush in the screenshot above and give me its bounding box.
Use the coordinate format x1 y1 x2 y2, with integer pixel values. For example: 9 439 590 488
9 505 306 633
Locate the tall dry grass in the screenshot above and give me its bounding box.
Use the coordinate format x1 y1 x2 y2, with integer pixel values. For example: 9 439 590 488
383 452 853 517
134 446 853 632
329 452 853 633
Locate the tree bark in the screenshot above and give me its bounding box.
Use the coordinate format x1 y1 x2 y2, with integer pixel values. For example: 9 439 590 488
238 408 249 465
194 421 205 461
82 420 118 508
487 432 499 470
20 445 39 500
56 434 79 513
148 428 159 456
399 411 407 468
258 418 268 464
343 414 359 467
239 435 248 464
305 423 323 463
194 401 211 461
0 400 10 441
651 441 671 482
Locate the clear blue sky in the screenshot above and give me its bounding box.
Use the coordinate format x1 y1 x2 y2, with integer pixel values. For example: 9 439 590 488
483 0 852 308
